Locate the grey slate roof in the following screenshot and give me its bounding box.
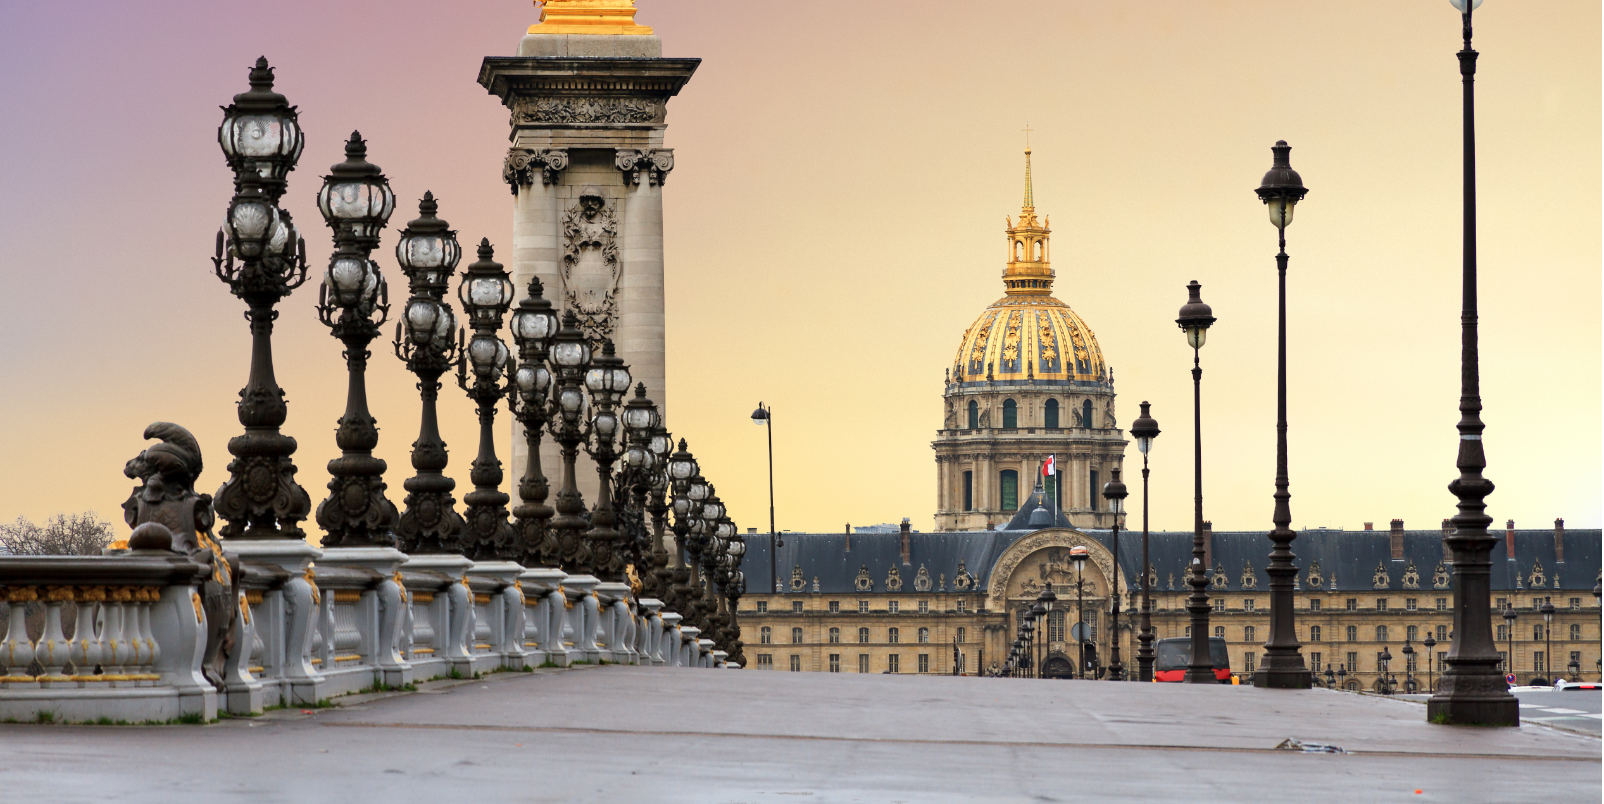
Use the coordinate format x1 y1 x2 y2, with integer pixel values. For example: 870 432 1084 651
742 526 1601 597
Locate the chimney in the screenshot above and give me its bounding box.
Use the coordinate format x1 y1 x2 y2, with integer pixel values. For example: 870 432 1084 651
1389 519 1404 560
1555 518 1565 563
900 518 912 565
845 523 850 553
1441 519 1454 561
1364 522 1374 531
1505 519 1516 560
1202 521 1214 571
986 520 995 531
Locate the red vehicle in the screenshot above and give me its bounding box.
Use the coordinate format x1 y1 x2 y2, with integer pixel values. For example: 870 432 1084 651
1153 637 1232 683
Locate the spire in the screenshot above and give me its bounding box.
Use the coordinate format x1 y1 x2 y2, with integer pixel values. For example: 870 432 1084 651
1003 140 1051 295
1022 125 1035 212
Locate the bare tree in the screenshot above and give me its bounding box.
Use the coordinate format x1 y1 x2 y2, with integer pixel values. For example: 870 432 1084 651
0 512 115 556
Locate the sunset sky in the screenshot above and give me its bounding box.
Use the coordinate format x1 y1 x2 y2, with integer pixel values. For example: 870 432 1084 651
0 0 1597 539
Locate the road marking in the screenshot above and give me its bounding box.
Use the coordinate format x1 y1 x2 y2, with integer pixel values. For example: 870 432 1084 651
1538 708 1588 715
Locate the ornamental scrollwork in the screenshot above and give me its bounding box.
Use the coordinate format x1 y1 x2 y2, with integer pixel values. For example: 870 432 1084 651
1239 560 1258 590
1372 561 1391 590
615 148 674 186
913 564 933 592
1305 560 1324 589
502 147 569 194
1210 562 1228 590
511 96 657 125
854 564 874 592
1401 561 1421 590
1432 562 1451 590
886 566 904 592
790 565 805 592
561 187 621 342
953 561 974 591
1528 559 1546 589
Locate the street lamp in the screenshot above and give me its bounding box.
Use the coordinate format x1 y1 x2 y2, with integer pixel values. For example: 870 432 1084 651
664 440 700 613
1102 470 1128 681
454 239 516 561
1423 632 1438 692
313 132 399 549
1176 280 1216 683
581 340 633 581
1069 544 1089 679
1403 637 1416 692
1324 664 1335 688
211 59 313 541
621 384 662 583
1130 402 1160 681
393 192 467 555
1568 658 1580 682
1029 601 1047 679
1337 664 1347 690
1540 598 1556 685
1427 0 1519 728
1501 604 1517 679
750 403 782 592
1254 140 1311 689
1379 646 1393 695
1037 582 1057 678
507 275 559 565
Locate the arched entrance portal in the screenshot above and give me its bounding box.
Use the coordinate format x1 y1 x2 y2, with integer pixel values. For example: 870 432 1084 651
1042 654 1074 679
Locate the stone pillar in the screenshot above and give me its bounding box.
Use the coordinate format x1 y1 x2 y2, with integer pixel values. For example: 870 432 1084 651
481 27 698 506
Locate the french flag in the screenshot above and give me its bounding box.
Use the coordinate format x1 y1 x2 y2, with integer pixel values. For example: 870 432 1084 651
1042 455 1055 477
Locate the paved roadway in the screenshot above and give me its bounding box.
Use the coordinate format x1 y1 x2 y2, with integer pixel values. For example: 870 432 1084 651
1 666 1598 803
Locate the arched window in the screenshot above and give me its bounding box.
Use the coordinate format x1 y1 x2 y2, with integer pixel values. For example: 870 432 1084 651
962 471 973 511
1082 399 1094 428
1014 241 1023 260
1044 399 1059 428
967 400 979 429
1035 241 1043 260
791 627 803 644
918 627 930 644
858 627 869 644
760 626 772 644
1376 626 1389 642
1002 399 1017 429
888 627 900 644
956 627 966 643
1000 470 1019 511
829 627 840 644
1244 626 1256 643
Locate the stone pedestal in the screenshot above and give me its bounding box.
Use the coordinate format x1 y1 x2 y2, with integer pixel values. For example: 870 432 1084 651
637 598 664 665
659 612 683 667
468 561 529 670
222 540 323 706
560 575 602 663
403 554 476 677
519 567 568 666
318 546 413 689
479 37 698 504
594 581 634 664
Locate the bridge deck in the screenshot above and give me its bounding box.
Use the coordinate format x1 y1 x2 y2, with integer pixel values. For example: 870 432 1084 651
3 666 1597 802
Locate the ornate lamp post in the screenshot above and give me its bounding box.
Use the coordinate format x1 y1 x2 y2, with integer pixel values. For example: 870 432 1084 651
1379 646 1394 695
1501 604 1517 678
1253 140 1311 689
1036 583 1057 678
455 240 516 561
1102 470 1128 681
392 193 466 554
1403 637 1417 692
1176 280 1217 683
694 490 727 631
508 278 559 566
1130 402 1160 681
1029 601 1047 678
1069 544 1089 679
750 403 781 590
581 342 633 582
643 426 676 596
312 132 399 548
1427 0 1519 728
1567 658 1580 682
1423 632 1438 692
1540 598 1556 684
1324 665 1335 688
212 58 313 540
545 312 595 571
621 384 663 580
663 440 700 609
723 529 747 666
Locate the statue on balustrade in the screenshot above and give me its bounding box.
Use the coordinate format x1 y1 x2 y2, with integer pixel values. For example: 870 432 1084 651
121 422 241 690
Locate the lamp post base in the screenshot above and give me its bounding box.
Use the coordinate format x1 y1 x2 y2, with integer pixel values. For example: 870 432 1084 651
1251 661 1311 689
1426 694 1518 726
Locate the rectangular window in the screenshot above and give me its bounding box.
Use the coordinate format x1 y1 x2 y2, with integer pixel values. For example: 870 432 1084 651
757 654 773 669
858 654 869 673
792 601 804 613
756 601 768 613
1497 624 1507 641
1376 626 1388 642
918 654 930 673
963 471 973 511
1310 626 1322 642
1499 651 1508 672
888 654 901 673
1346 625 1358 642
1436 598 1447 611
858 628 869 644
828 628 840 644
1496 597 1508 609
1214 599 1225 612
790 655 801 672
1310 652 1322 672
858 600 869 614
1346 599 1358 611
1534 625 1545 641
1087 611 1099 643
956 627 967 643
792 627 803 644
1406 625 1417 641
1244 652 1256 673
1000 470 1019 511
1244 599 1255 612
1571 650 1582 670
888 601 900 614
1571 624 1582 641
1571 598 1581 610
1436 625 1447 641
1088 469 1099 512
1406 654 1417 673
956 599 967 613
1376 652 1387 671
1406 598 1417 611
1535 652 1546 675
828 601 840 613
1346 652 1358 672
918 600 929 614
1376 599 1388 611
1310 599 1321 611
829 654 840 673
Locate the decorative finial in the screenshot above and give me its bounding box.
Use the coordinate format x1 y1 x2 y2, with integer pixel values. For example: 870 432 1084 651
529 0 654 36
1022 135 1035 211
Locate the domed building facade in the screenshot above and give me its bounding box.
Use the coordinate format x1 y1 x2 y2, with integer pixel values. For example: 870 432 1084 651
933 150 1126 531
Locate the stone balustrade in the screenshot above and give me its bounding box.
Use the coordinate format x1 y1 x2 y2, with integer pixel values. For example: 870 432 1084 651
0 549 724 724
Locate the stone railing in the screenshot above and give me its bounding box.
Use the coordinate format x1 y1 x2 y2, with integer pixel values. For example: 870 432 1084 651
0 548 725 723
0 554 217 723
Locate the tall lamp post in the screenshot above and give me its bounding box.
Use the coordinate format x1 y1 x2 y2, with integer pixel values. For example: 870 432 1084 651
1130 402 1160 681
546 312 594 572
508 277 559 567
455 240 517 561
1500 604 1516 678
1423 632 1437 692
1102 470 1128 681
1540 598 1555 685
1036 583 1057 678
1253 140 1311 689
313 132 399 549
393 193 466 555
1427 0 1519 727
751 403 781 591
1069 545 1089 679
212 58 313 540
1177 280 1217 683
582 341 633 582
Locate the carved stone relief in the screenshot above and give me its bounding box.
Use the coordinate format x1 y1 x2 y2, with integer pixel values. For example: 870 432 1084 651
913 564 933 592
561 187 621 342
985 529 1125 611
1240 560 1258 590
1306 560 1324 589
1528 559 1546 589
511 96 657 125
886 566 904 592
790 565 805 592
1402 561 1421 590
854 564 874 592
1372 561 1391 590
502 147 569 194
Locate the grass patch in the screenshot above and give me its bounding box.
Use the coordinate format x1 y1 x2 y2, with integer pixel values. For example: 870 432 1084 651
539 660 561 669
34 711 55 724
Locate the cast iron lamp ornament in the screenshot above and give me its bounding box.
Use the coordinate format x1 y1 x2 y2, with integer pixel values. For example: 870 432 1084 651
545 311 595 572
1427 0 1519 727
1403 637 1416 691
663 441 701 612
693 489 728 632
392 192 466 554
1069 544 1089 679
1540 598 1556 684
508 276 559 566
1176 281 1216 683
1102 470 1128 681
621 383 662 582
1500 604 1516 676
211 58 313 540
1036 584 1056 678
455 239 517 561
1379 646 1394 694
581 340 633 582
1253 140 1311 689
644 425 676 597
1130 402 1160 681
313 132 400 549
1422 632 1438 692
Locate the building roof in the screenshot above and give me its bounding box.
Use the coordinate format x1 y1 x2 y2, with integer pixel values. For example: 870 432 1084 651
742 526 1601 598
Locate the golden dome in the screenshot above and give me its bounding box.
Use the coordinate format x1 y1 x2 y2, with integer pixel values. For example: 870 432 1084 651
951 148 1106 384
